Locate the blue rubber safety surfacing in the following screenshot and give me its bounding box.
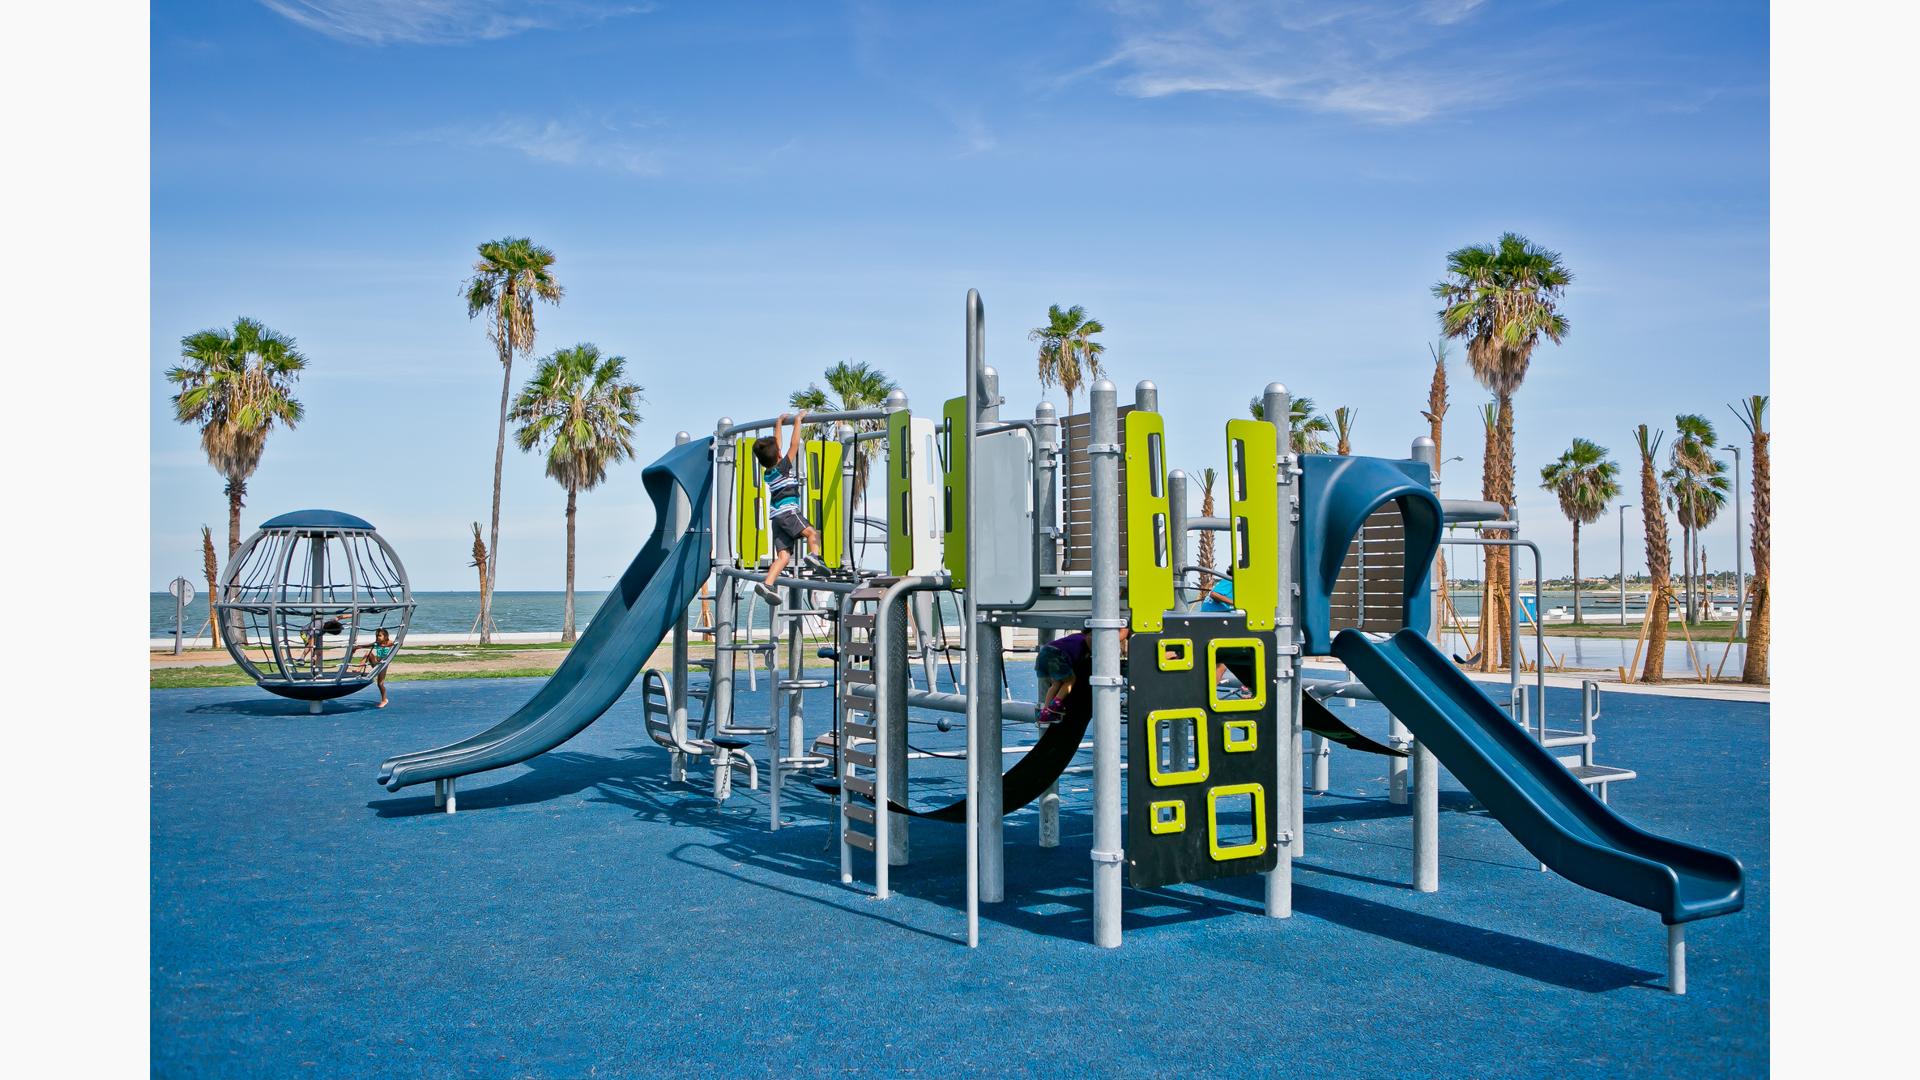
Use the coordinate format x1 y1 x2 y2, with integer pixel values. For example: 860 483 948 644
152 673 1767 1077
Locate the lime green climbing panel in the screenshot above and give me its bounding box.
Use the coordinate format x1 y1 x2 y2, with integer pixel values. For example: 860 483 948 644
887 409 913 577
735 437 768 567
1125 410 1174 632
941 395 968 586
1224 419 1277 630
806 438 846 569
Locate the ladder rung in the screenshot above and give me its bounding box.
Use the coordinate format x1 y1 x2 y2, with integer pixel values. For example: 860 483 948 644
777 608 833 617
843 776 876 798
718 726 773 737
713 642 777 653
845 722 876 740
845 615 875 629
844 747 876 769
841 669 874 686
846 830 877 853
779 678 832 691
844 803 875 825
840 643 874 659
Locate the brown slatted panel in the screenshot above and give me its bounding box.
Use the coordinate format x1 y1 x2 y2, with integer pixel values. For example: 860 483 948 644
1061 407 1134 573
1330 503 1413 636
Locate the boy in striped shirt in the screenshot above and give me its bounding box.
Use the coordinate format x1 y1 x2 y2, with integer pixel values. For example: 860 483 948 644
752 409 823 604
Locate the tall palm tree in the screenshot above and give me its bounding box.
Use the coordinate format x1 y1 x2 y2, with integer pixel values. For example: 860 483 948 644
1435 233 1572 671
1540 438 1621 626
1029 304 1105 416
510 344 642 642
1731 395 1768 683
789 359 899 522
464 236 563 644
1634 425 1672 681
1423 340 1451 627
200 525 221 648
1475 401 1505 666
1247 395 1334 454
1333 406 1357 455
1197 467 1218 593
167 317 308 558
1666 414 1727 623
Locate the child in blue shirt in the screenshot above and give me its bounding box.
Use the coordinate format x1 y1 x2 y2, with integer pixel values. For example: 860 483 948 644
752 409 822 604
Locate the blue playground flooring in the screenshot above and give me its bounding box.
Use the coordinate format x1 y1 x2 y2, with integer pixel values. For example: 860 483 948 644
152 671 1767 1077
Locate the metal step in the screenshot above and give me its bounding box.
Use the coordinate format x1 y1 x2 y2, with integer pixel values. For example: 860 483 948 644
846 830 877 853
843 775 876 798
845 615 875 630
841 668 874 686
844 803 876 826
1569 763 1637 785
844 747 876 769
845 722 877 741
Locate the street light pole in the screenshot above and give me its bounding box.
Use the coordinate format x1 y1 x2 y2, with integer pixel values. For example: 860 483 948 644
1618 504 1631 626
1731 445 1745 639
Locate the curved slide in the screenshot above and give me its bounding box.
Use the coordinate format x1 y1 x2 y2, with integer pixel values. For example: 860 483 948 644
378 437 714 793
1332 628 1743 925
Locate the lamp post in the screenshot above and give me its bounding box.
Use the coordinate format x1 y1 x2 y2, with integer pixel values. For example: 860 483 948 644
1618 503 1631 626
1730 445 1745 638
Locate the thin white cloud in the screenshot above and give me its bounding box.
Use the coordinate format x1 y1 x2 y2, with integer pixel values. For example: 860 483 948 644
1098 0 1508 123
259 1 652 46
427 115 665 176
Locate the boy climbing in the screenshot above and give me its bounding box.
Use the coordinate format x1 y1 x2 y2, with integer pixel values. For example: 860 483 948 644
753 409 823 605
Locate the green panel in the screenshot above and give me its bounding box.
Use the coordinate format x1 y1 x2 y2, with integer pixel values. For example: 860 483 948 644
941 395 968 586
1125 410 1174 632
1225 419 1278 630
807 438 847 569
735 437 767 567
886 409 913 577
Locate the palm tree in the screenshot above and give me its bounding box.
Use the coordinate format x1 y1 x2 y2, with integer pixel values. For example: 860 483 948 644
1423 340 1451 628
1248 395 1334 454
1197 467 1218 593
1475 401 1505 666
1666 414 1728 623
1435 232 1573 672
464 237 564 644
510 344 643 642
1333 406 1357 455
167 317 308 558
1731 395 1768 683
1540 439 1621 626
200 525 221 648
1634 425 1672 681
790 360 899 522
1029 304 1105 416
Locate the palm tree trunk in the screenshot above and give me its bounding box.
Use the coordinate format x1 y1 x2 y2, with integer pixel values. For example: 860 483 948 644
1638 436 1669 682
1742 425 1770 683
226 478 245 560
563 486 577 643
1478 394 1515 672
1571 519 1582 626
482 324 512 646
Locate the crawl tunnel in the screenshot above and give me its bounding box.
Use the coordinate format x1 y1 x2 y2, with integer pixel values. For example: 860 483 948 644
1298 454 1442 656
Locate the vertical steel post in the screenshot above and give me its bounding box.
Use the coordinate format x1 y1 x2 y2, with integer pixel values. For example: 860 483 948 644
1668 923 1687 995
1261 383 1298 917
711 420 739 762
1033 399 1063 848
670 431 693 783
971 326 1003 918
1089 380 1124 947
1168 469 1189 612
882 390 910 869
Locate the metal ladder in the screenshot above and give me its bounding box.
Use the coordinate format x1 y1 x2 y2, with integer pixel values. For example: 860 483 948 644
1517 679 1637 803
835 583 890 896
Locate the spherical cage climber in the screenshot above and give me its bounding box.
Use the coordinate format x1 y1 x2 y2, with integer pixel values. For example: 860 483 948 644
213 510 417 701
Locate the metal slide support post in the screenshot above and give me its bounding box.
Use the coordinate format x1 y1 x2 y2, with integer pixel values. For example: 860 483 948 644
1033 400 1064 849
711 420 740 782
1089 380 1125 947
1411 436 1444 891
973 355 1003 913
670 431 693 783
885 595 910 867
1668 923 1687 995
1262 383 1298 917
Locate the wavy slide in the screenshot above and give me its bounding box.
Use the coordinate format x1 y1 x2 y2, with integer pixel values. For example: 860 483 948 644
378 436 714 793
1332 628 1743 925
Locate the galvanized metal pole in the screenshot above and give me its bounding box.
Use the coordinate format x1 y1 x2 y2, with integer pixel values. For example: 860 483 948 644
1262 383 1298 917
972 340 1004 915
1168 468 1189 612
670 431 693 783
1089 379 1125 947
711 419 740 765
1033 399 1063 849
1411 437 1440 893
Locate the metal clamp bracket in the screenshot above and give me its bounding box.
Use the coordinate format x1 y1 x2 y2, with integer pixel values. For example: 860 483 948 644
1086 442 1123 456
1090 848 1126 866
1088 675 1125 688
1085 617 1129 629
1276 830 1295 846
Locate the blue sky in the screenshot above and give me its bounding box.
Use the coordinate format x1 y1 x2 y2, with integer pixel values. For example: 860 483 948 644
150 0 1767 591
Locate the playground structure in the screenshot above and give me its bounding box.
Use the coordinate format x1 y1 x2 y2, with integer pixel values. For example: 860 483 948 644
378 291 1743 992
216 509 415 712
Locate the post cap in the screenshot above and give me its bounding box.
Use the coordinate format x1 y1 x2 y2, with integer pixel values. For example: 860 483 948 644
883 389 909 410
1264 382 1288 397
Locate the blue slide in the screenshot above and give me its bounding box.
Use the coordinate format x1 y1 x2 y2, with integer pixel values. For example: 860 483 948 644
1332 628 1743 925
378 436 714 793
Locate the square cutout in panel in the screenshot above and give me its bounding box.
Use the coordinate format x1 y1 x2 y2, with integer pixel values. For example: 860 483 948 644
1147 708 1209 787
1158 638 1193 671
1208 638 1267 712
1223 719 1258 752
1207 783 1267 860
1149 799 1186 834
